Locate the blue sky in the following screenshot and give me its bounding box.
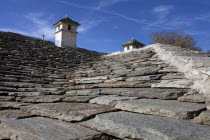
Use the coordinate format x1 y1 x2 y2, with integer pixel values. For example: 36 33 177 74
1 0 210 53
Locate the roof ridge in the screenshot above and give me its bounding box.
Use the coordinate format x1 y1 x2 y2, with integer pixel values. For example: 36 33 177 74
53 17 80 26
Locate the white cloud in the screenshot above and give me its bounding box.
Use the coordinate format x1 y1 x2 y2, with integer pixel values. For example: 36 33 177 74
194 13 210 22
151 6 210 32
58 0 154 33
25 13 55 39
153 5 173 13
167 17 193 27
95 0 129 10
58 1 209 34
0 13 55 40
184 30 206 35
0 28 35 36
57 1 171 30
101 10 170 29
57 0 129 11
140 5 175 30
78 19 102 32
153 5 174 19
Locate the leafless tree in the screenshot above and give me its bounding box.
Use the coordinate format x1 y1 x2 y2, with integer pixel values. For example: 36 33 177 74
152 30 202 51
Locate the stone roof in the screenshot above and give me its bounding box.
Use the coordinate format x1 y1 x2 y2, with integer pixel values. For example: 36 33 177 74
122 38 145 47
53 17 80 26
0 32 210 140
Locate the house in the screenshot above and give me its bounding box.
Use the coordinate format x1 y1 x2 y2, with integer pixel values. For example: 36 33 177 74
122 38 145 51
53 15 80 48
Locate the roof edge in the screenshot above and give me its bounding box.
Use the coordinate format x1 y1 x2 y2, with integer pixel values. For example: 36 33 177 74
146 43 210 105
53 17 80 27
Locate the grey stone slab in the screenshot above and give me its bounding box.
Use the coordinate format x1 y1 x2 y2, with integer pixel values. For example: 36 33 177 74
50 89 68 95
0 109 34 119
128 66 160 76
0 102 30 109
125 74 163 81
100 88 187 100
161 73 185 80
16 95 64 103
74 69 95 75
75 76 108 84
8 91 49 97
51 81 70 85
0 96 15 101
81 111 210 140
178 90 205 103
111 68 132 76
0 82 42 88
0 135 4 140
0 76 18 82
115 99 205 119
198 67 210 75
68 81 153 89
138 61 165 66
152 79 193 88
105 77 125 83
54 78 69 82
21 103 116 122
35 87 64 92
158 67 178 73
13 88 37 92
193 111 210 125
206 96 210 111
0 86 18 92
66 89 101 96
0 117 102 140
90 95 137 106
97 81 154 88
75 79 105 84
0 91 9 96
88 70 112 77
63 95 99 103
176 56 210 67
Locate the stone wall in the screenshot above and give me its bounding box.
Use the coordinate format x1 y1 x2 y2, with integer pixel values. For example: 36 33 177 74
147 44 210 110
